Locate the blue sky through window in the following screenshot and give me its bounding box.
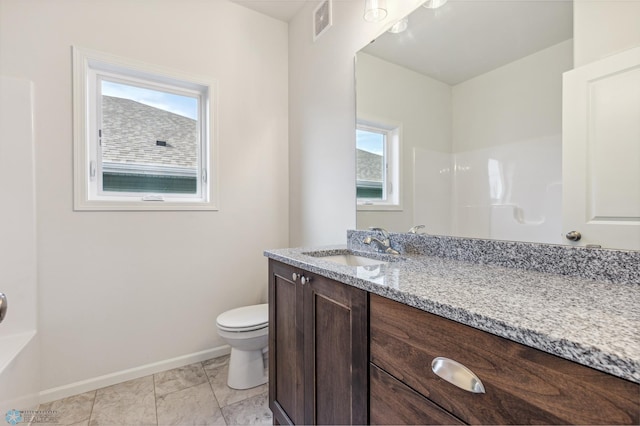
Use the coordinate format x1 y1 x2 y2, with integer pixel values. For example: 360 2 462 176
102 80 198 120
356 129 384 155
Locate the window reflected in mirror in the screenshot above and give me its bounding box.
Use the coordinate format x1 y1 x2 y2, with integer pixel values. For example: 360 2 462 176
356 122 401 210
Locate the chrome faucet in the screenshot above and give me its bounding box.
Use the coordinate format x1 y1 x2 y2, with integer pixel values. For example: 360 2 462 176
364 227 400 255
408 225 426 234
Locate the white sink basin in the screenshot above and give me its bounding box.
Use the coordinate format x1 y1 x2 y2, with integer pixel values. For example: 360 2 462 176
317 254 387 267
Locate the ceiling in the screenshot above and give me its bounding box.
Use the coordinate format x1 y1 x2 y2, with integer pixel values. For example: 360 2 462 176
231 1 574 85
231 0 315 22
362 1 573 85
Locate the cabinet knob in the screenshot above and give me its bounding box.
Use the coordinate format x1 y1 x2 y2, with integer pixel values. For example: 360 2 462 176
292 273 299 281
431 357 485 394
301 276 312 285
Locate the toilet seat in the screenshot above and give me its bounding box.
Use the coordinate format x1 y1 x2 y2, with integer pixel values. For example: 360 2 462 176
216 303 268 332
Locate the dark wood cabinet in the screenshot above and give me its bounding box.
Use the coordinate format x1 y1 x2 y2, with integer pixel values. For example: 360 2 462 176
370 294 640 425
268 260 368 425
269 259 639 425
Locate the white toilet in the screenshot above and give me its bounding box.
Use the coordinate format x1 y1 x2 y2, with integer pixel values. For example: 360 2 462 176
216 304 269 390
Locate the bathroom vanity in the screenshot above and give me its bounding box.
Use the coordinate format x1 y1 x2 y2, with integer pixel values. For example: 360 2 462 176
265 232 640 425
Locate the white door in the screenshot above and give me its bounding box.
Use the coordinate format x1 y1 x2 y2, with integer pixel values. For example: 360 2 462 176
562 46 640 250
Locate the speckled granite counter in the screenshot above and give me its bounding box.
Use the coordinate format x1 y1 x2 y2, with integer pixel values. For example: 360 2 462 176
264 245 640 384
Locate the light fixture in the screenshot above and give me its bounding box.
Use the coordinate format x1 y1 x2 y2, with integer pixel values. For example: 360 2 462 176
423 0 448 9
388 17 408 34
364 0 388 22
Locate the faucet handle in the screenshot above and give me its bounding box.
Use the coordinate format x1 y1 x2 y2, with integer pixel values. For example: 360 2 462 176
369 227 390 239
408 225 426 234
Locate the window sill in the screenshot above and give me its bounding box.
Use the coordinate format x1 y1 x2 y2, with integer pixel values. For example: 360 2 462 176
73 199 219 212
357 203 403 212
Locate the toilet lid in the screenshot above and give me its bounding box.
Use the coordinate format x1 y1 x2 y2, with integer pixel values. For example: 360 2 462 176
216 304 268 332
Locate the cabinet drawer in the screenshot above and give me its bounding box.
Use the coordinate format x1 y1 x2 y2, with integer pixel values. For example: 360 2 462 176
370 294 639 425
370 363 464 425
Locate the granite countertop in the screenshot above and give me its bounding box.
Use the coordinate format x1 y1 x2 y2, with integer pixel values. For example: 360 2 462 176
264 245 640 384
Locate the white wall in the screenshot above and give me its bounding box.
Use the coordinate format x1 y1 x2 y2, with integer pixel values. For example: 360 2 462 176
0 0 289 396
288 0 425 246
574 0 640 67
355 53 451 232
413 148 453 236
452 40 573 153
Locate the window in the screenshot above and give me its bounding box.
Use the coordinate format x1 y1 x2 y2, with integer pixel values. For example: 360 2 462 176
356 121 401 210
72 47 218 210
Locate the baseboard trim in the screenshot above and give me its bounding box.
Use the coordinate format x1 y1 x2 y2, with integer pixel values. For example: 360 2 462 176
39 345 231 404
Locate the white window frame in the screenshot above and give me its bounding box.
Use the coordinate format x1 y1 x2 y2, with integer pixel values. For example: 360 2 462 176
72 46 218 211
356 120 402 211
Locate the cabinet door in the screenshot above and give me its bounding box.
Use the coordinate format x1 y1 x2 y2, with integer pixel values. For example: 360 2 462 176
269 261 304 425
303 273 368 425
562 45 640 250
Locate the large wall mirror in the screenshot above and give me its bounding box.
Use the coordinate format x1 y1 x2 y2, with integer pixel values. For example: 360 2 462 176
356 0 640 250
356 0 574 245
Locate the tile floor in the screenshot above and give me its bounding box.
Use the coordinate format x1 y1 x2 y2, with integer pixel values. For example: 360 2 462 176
36 355 272 425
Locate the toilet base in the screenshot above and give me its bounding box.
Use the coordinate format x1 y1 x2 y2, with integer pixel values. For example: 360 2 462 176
227 347 267 390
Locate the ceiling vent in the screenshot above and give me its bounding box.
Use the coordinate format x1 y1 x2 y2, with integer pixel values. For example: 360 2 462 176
313 0 332 41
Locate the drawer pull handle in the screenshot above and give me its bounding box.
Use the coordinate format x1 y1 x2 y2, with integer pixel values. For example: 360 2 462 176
431 357 486 394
